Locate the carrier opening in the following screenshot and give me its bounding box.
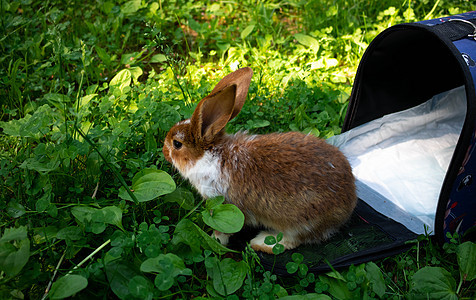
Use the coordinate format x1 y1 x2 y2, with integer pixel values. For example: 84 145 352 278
331 27 469 234
329 86 467 234
343 27 466 130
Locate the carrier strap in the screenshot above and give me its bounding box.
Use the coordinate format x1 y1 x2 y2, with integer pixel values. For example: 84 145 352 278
432 18 476 41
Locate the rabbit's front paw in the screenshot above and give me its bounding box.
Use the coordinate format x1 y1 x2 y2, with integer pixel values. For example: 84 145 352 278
250 231 299 254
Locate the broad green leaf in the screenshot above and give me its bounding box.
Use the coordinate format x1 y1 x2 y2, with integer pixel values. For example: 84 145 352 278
101 206 124 229
118 169 176 202
0 227 30 277
36 190 52 212
72 206 123 232
319 274 351 300
71 206 96 224
309 57 339 70
205 257 247 296
6 202 25 218
140 253 187 275
205 196 225 210
0 114 32 137
110 230 134 249
43 93 70 111
217 42 230 52
202 204 244 234
457 241 476 281
56 226 83 241
241 24 255 39
78 94 97 110
108 246 124 258
205 280 222 298
365 262 386 297
128 275 153 299
141 253 190 291
101 1 115 14
106 261 139 300
19 104 53 138
121 0 141 15
110 69 131 92
294 33 319 53
43 93 71 116
132 169 172 189
171 219 232 256
150 54 166 63
411 266 457 300
163 187 195 210
171 219 201 255
149 2 159 14
154 274 174 291
33 226 58 244
91 222 107 234
121 52 140 65
248 119 270 129
304 127 320 137
129 66 143 85
0 226 27 242
49 275 88 299
47 204 58 218
20 156 61 174
325 269 346 282
0 239 30 277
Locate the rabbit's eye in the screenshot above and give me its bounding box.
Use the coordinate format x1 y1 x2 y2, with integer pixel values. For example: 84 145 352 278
173 140 183 150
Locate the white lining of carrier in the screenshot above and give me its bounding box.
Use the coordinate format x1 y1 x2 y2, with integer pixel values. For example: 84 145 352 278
328 86 467 234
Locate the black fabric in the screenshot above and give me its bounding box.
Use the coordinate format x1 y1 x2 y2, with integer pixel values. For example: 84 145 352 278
432 18 476 41
260 200 417 275
231 201 417 276
343 25 465 130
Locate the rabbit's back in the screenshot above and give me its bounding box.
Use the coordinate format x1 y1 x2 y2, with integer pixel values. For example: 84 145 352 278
214 131 357 241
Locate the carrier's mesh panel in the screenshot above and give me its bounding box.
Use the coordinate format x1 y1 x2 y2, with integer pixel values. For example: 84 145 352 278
228 201 417 274
261 213 394 269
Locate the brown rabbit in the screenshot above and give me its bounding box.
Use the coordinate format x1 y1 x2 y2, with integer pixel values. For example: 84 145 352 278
163 67 357 253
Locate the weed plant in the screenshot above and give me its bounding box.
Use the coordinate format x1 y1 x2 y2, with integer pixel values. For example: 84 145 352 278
1 0 475 299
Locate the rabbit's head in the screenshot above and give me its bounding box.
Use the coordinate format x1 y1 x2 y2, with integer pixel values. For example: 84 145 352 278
163 67 253 173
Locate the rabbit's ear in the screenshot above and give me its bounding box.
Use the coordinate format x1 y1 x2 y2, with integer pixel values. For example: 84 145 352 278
210 67 253 120
191 84 237 140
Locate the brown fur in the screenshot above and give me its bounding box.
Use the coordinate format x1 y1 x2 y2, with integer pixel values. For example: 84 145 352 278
163 122 206 171
213 132 356 243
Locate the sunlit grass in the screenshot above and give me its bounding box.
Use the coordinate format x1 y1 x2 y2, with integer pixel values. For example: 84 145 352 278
0 0 475 299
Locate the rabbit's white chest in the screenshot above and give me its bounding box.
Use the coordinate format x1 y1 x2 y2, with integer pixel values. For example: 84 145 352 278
181 151 229 198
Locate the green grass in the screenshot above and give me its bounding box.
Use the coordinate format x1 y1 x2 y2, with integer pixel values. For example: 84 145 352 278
1 0 475 299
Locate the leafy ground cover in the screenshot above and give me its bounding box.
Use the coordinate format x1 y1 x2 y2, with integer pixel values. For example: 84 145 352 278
1 0 475 299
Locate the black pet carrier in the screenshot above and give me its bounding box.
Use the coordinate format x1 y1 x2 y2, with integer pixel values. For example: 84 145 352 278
251 11 476 274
